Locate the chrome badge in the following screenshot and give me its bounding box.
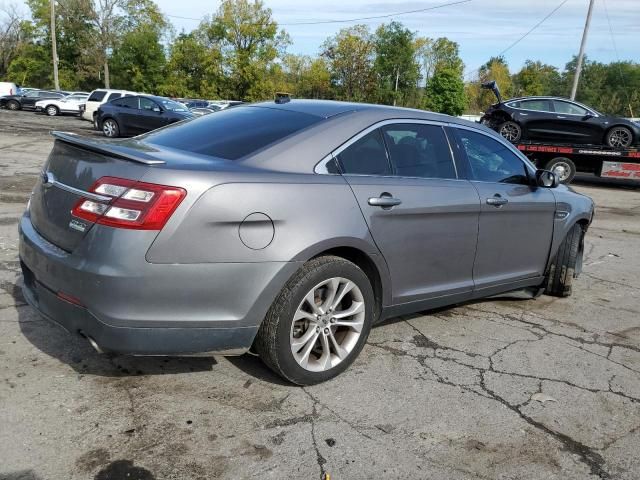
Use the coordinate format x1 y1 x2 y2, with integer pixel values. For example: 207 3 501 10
68 219 87 233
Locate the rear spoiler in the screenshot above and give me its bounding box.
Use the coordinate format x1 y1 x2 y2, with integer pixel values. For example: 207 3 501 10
50 131 166 165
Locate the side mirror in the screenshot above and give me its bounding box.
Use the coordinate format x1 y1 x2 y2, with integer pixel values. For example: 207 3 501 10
152 106 162 113
536 169 559 188
582 113 594 121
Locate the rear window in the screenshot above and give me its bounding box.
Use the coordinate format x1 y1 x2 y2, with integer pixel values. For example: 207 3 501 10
88 90 107 102
143 106 322 160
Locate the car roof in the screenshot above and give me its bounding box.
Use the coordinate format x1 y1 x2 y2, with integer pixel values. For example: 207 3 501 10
506 96 578 103
248 99 474 124
242 99 496 172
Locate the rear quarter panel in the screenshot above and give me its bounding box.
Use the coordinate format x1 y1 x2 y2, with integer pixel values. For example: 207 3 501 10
145 171 381 264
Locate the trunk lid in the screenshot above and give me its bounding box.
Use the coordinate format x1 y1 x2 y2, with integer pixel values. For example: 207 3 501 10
29 133 159 252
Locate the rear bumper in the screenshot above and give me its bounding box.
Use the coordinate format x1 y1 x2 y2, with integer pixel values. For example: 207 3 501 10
19 212 299 355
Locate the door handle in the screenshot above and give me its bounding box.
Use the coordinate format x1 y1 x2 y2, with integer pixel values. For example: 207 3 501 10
368 193 402 209
556 115 566 119
486 195 508 207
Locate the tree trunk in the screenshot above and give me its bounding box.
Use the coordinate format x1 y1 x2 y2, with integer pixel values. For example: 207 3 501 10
104 59 110 89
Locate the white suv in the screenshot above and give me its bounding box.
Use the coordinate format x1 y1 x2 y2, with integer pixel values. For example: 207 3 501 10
81 89 137 125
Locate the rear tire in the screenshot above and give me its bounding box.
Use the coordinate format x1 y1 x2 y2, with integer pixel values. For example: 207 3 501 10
498 121 522 143
605 126 633 148
545 157 576 184
46 105 59 116
102 118 120 138
7 100 20 111
255 255 374 385
544 223 584 297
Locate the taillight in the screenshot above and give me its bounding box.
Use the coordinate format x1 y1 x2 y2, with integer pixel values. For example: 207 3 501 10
71 176 186 230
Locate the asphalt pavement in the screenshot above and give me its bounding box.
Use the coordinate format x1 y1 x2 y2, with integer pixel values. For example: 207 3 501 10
1 109 639 480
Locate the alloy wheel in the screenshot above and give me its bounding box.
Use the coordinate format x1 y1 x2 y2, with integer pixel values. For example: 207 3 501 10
499 123 521 142
103 120 117 137
46 106 58 116
290 277 365 372
608 127 632 148
8 101 19 111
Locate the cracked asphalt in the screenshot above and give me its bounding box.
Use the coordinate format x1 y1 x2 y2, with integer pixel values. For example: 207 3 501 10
1 109 640 479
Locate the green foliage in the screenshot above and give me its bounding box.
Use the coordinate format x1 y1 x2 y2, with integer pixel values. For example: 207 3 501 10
321 24 376 102
424 67 466 115
109 24 166 92
373 21 420 106
7 42 51 86
201 0 290 101
513 60 561 97
4 0 638 117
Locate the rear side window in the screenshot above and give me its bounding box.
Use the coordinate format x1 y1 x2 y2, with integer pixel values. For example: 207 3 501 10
337 130 391 176
113 97 138 108
88 91 107 102
382 124 456 179
144 106 322 160
519 99 551 112
457 129 529 184
107 93 122 102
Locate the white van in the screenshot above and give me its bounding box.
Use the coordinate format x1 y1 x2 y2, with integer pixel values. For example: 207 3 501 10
0 82 20 97
81 88 137 125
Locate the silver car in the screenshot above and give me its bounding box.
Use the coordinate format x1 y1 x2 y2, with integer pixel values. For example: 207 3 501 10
19 100 594 384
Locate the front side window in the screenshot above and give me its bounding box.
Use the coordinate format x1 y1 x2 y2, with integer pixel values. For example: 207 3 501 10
554 100 588 116
457 129 529 184
336 129 391 176
519 99 551 112
159 99 188 112
139 98 158 111
382 124 456 179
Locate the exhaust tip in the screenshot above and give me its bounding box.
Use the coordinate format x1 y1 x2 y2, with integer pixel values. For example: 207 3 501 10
82 332 104 354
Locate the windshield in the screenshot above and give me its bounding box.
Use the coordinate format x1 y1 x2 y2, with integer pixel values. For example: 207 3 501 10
160 99 189 112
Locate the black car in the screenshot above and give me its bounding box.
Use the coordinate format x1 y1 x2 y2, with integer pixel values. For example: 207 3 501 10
480 82 640 148
0 90 65 111
96 95 194 138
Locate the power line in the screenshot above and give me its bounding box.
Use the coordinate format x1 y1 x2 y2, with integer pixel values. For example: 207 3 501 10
165 0 472 26
464 0 570 80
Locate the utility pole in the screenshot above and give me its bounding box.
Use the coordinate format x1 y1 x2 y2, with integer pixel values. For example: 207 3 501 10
50 0 59 90
570 0 595 100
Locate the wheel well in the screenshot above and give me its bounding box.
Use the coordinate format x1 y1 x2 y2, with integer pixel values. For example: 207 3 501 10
312 247 384 321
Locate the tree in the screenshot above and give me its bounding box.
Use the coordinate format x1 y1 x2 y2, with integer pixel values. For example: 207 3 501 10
416 36 463 85
109 24 165 92
373 21 419 106
513 60 561 97
201 0 290 101
424 67 466 115
282 54 331 99
322 24 375 102
0 3 26 78
159 32 213 97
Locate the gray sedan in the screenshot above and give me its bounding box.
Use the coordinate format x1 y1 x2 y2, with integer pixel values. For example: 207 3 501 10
18 100 594 384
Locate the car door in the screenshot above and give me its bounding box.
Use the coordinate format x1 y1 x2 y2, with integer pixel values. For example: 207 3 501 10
20 91 41 108
550 100 602 144
509 99 554 142
113 96 139 132
336 121 480 306
450 127 556 293
138 97 168 132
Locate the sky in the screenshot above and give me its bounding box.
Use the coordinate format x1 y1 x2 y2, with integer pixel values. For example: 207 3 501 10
14 0 640 76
